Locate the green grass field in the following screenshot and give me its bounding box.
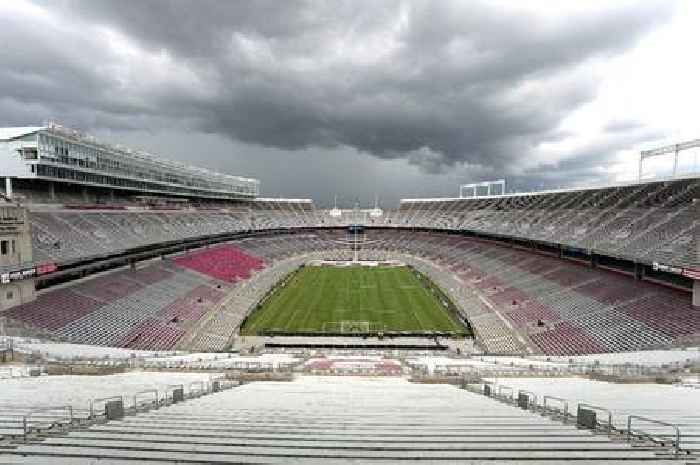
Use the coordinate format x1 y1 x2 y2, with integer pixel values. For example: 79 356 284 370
240 265 466 335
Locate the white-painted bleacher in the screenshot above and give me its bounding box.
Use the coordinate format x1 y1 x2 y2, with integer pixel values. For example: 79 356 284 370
530 348 700 367
0 376 676 463
142 352 298 370
0 372 217 411
0 372 217 442
7 337 175 361
483 376 700 454
406 355 563 376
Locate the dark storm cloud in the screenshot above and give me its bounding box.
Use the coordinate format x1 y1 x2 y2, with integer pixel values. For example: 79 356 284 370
1 0 677 199
65 0 672 170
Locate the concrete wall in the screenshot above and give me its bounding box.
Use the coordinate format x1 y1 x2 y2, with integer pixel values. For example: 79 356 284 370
0 280 35 311
0 205 36 310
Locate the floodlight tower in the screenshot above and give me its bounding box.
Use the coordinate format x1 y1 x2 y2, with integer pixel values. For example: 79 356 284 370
459 179 506 198
639 138 700 180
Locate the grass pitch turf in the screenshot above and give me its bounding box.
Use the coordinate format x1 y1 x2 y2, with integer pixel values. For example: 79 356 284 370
240 265 466 335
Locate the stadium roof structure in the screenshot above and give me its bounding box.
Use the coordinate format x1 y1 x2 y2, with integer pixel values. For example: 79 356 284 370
0 123 260 200
0 127 45 141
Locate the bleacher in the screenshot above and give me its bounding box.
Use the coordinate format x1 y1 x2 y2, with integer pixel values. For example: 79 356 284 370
481 376 700 454
29 209 253 264
2 182 698 356
21 177 698 276
395 177 699 269
3 262 232 350
357 230 698 355
0 376 678 464
0 371 219 442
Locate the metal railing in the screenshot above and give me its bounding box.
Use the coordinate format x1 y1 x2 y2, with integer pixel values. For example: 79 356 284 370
89 396 123 419
474 385 684 456
164 384 185 406
517 390 537 411
0 404 74 440
543 395 568 421
577 403 613 432
133 390 159 412
497 385 514 400
0 412 33 441
189 381 205 397
24 405 73 439
627 415 681 455
1 377 236 444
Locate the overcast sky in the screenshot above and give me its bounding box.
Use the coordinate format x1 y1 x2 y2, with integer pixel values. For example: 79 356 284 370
2 1 699 206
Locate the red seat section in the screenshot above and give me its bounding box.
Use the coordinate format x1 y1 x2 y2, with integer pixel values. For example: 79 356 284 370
173 245 265 282
3 289 101 331
120 319 185 351
529 322 606 356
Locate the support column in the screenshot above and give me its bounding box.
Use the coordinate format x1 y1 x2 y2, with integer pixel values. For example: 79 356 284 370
693 280 699 308
4 178 12 199
81 187 88 202
48 181 55 201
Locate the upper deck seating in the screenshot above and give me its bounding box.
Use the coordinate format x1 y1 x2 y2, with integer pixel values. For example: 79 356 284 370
394 177 699 269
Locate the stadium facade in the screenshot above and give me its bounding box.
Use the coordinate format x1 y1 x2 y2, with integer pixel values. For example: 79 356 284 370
0 199 35 310
0 123 260 202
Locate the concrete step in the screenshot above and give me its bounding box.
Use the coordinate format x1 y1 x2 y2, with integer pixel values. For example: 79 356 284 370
40 434 658 451
0 453 687 465
100 421 581 435
86 425 613 440
72 429 619 443
5 444 667 461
